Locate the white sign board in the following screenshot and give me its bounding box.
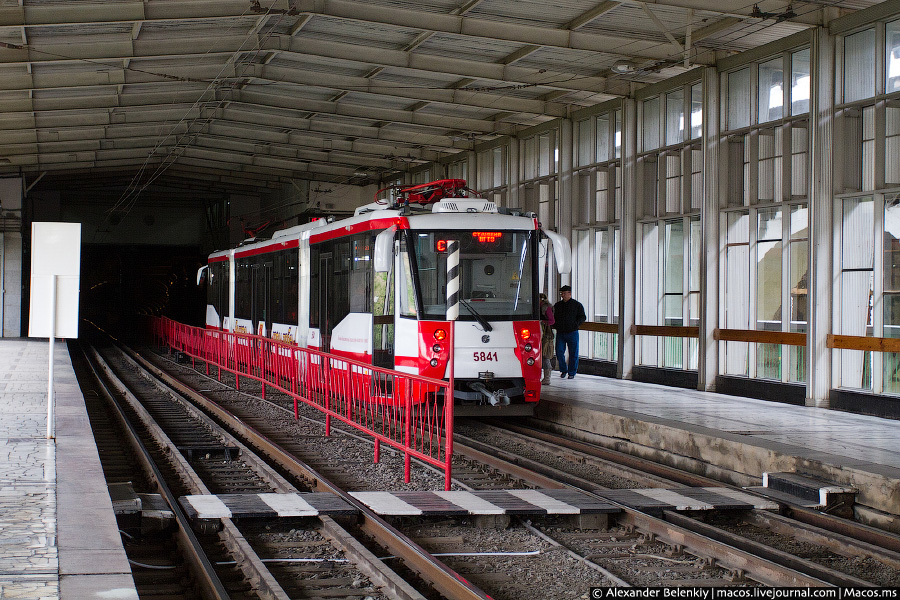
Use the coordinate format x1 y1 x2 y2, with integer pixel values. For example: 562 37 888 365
28 222 81 339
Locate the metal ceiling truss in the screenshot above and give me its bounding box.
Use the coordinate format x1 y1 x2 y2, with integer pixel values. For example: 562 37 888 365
0 0 864 198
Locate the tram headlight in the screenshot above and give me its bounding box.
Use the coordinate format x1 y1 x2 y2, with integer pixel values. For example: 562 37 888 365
526 357 535 366
429 358 439 367
432 344 442 353
433 328 447 341
524 343 533 352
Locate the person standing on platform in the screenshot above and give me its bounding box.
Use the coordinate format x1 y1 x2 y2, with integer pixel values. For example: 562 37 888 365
538 293 555 385
553 285 586 379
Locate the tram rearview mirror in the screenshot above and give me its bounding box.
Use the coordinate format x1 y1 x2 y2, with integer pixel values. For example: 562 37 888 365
542 227 572 275
374 226 396 272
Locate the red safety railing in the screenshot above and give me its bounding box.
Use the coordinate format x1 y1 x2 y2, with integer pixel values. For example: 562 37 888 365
151 317 454 489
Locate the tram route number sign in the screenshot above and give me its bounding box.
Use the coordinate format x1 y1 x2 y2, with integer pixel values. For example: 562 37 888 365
28 222 81 339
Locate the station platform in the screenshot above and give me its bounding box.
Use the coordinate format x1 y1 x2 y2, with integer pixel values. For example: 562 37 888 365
536 373 900 529
0 339 136 599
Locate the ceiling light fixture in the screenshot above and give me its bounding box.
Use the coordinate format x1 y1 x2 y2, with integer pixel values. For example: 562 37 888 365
611 61 636 74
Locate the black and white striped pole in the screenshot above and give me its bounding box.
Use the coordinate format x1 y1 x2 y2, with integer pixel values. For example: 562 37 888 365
443 239 459 490
446 240 460 321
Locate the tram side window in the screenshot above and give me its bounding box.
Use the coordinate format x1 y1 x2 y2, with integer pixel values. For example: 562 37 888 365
253 258 269 327
206 263 218 313
220 263 230 320
350 235 372 313
398 237 418 318
235 259 251 320
284 250 299 324
331 241 351 329
374 258 394 361
309 247 320 328
272 253 284 325
207 262 228 323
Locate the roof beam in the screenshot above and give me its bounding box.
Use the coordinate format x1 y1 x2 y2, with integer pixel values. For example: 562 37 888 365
0 35 636 94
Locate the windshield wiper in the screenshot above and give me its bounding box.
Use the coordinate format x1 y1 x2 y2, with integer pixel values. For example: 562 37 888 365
460 299 493 331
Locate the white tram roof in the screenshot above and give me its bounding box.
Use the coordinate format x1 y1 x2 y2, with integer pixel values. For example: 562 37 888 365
208 197 537 260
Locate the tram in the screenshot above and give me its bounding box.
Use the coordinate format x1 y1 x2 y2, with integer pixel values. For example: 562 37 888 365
200 180 571 415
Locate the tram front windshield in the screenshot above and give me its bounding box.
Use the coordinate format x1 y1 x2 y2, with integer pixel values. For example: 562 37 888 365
410 230 537 320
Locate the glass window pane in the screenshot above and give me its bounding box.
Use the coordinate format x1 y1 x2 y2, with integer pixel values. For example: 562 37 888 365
758 207 782 241
643 97 660 150
612 228 620 322
791 204 808 240
844 29 876 102
524 136 537 180
884 352 900 393
842 196 874 270
595 229 609 320
641 223 660 327
663 296 683 325
791 48 810 115
726 251 749 328
885 196 900 336
789 204 809 333
689 217 702 326
757 343 782 380
727 210 750 244
842 349 872 390
728 68 751 130
790 239 808 331
759 57 784 123
492 146 504 188
666 89 684 145
889 20 900 93
577 119 592 167
841 270 873 337
539 132 552 176
597 114 610 162
757 239 782 329
664 220 684 295
887 106 900 185
791 125 809 197
690 84 703 139
614 111 622 158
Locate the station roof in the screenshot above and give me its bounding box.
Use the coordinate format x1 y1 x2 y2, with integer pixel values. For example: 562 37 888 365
0 0 879 198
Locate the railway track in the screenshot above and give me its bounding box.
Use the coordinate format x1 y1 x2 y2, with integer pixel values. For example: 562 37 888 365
132 344 900 595
75 341 471 599
454 420 900 588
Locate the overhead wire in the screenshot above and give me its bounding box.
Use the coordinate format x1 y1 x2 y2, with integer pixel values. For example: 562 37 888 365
106 6 289 223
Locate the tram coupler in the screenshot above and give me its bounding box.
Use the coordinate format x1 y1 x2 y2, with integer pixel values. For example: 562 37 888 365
468 382 510 406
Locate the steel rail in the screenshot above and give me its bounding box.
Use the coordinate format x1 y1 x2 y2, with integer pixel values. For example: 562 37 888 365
131 346 494 600
112 343 433 600
451 427 834 587
79 343 234 600
502 420 900 558
664 511 874 587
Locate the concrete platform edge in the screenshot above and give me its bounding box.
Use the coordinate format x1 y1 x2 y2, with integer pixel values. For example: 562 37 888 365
53 340 138 599
535 399 900 524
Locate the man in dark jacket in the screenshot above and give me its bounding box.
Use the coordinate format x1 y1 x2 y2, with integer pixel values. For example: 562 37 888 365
553 285 586 379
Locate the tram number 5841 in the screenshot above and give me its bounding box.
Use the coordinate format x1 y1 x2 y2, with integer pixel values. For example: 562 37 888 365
473 351 498 362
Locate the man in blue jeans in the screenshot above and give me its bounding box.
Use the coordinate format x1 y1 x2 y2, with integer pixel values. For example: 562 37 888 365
553 285 586 379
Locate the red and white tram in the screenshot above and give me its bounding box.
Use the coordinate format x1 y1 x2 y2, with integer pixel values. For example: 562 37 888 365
200 180 571 415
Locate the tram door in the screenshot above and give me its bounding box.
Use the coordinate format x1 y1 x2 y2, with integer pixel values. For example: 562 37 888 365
251 261 273 336
373 267 395 369
318 253 332 351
